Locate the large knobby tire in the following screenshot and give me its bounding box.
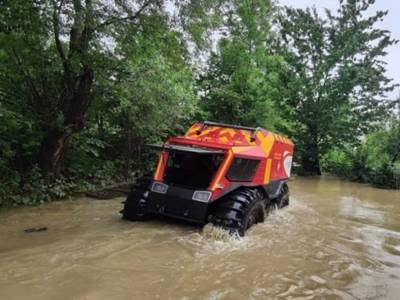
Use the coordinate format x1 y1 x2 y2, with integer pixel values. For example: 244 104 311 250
121 174 152 221
209 188 266 236
269 182 290 211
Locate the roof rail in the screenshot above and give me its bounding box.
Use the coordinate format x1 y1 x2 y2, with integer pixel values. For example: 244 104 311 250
197 121 261 142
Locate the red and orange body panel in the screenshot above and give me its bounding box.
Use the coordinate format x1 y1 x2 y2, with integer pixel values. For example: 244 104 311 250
152 122 294 203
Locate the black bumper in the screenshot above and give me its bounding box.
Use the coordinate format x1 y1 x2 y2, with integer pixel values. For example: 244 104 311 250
147 185 209 224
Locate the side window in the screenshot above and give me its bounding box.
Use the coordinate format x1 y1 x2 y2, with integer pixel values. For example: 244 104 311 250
226 158 259 181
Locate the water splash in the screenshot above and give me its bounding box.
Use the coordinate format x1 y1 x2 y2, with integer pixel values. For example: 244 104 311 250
201 223 240 241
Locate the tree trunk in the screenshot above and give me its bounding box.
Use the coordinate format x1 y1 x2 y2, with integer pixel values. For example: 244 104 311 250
39 0 95 180
39 129 69 179
301 150 322 175
39 67 94 179
301 123 322 175
126 127 132 179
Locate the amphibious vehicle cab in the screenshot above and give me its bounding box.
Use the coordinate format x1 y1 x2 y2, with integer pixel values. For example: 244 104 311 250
121 121 294 236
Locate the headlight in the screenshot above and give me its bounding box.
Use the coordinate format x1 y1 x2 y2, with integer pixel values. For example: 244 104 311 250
151 182 168 194
192 191 212 202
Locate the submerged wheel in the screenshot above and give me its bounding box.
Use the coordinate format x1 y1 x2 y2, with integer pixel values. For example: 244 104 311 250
209 188 266 236
121 174 152 221
269 182 290 211
276 183 289 208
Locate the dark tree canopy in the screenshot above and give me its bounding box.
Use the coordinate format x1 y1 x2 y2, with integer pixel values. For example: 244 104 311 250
0 0 398 207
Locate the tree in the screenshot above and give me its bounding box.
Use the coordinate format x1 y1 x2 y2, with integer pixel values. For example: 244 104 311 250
279 0 398 175
107 21 198 175
1 0 225 180
0 0 53 183
200 0 291 131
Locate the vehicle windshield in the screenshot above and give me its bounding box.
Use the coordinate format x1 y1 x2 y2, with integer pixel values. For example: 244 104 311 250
164 151 223 189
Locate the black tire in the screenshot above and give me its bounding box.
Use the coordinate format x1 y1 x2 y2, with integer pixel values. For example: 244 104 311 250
120 174 152 221
209 188 266 236
269 182 289 211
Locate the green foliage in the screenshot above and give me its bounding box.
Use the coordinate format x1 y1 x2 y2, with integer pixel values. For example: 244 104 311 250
279 1 398 174
322 118 400 189
1 0 399 209
0 0 222 208
116 40 197 139
199 0 291 131
175 0 225 49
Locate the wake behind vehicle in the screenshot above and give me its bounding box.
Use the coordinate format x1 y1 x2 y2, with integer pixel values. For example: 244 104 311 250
121 121 294 236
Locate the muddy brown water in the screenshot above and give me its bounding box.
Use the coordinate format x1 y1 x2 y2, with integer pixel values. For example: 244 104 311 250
0 176 399 300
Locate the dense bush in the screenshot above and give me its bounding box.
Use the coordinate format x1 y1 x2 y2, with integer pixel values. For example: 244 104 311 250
1 0 399 209
322 120 400 189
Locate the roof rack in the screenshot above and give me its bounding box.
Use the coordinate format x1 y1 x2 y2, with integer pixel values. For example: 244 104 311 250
197 121 261 142
146 144 224 154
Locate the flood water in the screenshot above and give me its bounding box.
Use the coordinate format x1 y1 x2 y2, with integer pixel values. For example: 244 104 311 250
0 176 399 299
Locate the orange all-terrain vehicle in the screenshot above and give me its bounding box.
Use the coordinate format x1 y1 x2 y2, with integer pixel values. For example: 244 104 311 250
121 121 294 235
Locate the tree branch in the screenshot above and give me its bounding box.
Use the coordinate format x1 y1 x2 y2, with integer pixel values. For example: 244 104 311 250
74 0 94 56
96 0 154 29
68 0 85 59
52 0 66 63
